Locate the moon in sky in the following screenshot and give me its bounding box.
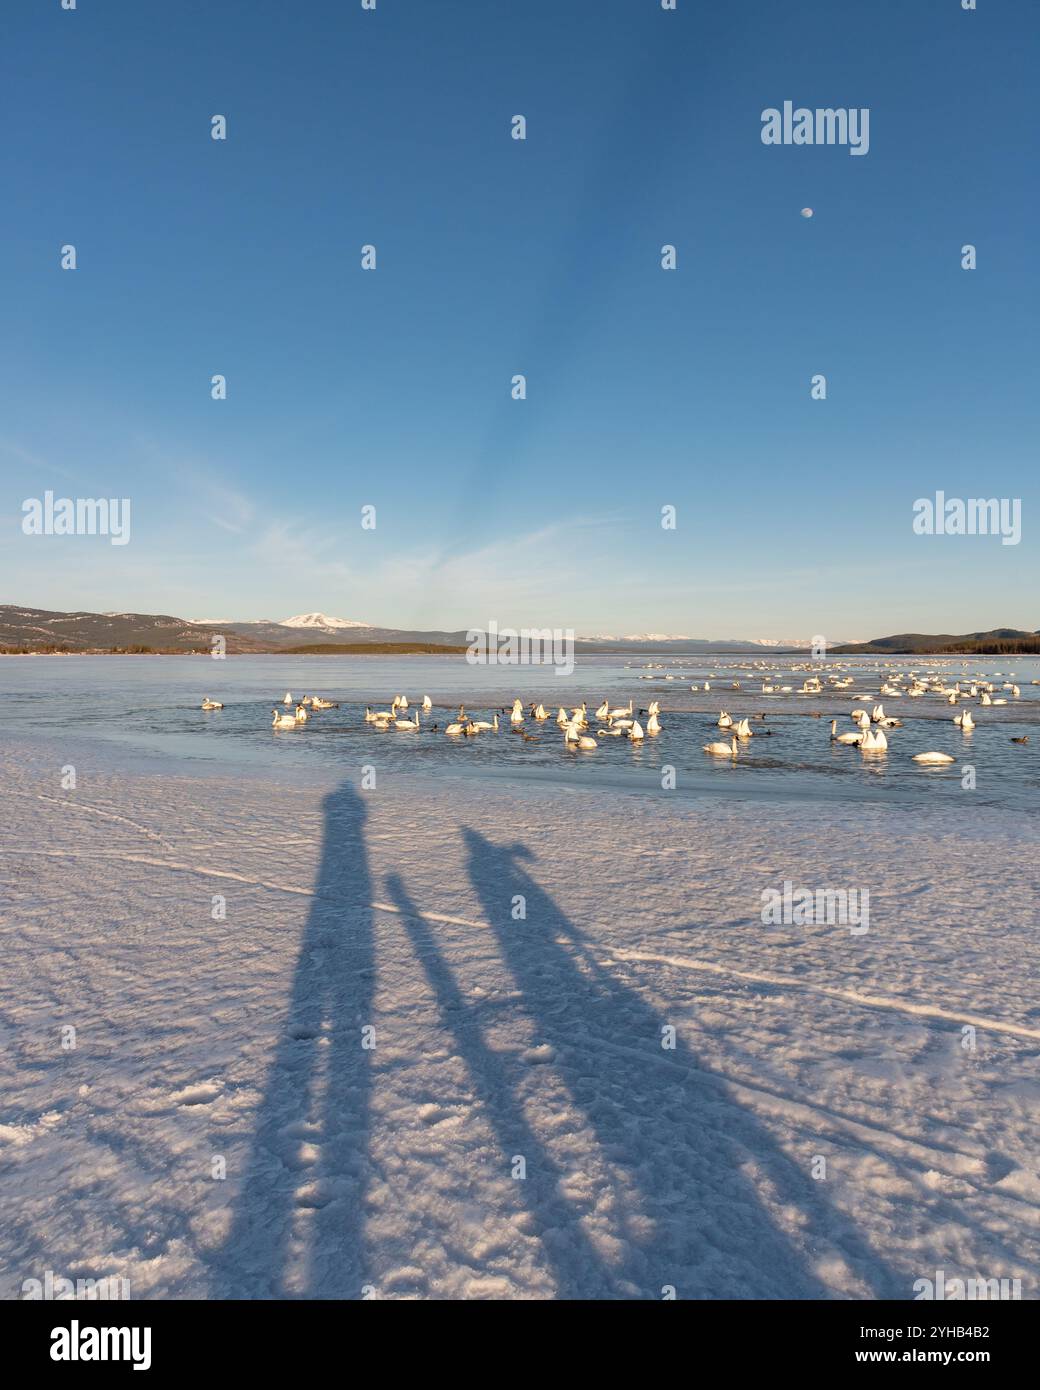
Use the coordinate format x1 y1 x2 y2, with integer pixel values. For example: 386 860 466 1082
800 207 814 218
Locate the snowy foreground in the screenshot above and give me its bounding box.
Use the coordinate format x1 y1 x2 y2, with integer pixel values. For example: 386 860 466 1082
1 738 1038 1300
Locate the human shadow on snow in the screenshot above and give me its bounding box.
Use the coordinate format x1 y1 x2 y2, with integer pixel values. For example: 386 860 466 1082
209 781 374 1298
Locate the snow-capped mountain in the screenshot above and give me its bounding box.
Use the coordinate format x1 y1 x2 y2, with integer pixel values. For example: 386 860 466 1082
582 632 695 642
747 637 854 648
278 612 371 631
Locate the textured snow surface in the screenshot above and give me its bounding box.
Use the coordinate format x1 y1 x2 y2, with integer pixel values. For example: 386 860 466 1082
1 742 1037 1300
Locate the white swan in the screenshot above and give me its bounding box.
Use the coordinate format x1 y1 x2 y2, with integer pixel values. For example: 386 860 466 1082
470 714 498 732
422 695 432 711
283 691 294 705
533 704 549 721
912 750 955 764
563 726 597 750
647 712 661 735
394 711 420 730
860 727 887 752
717 711 733 729
563 727 596 750
830 720 862 745
647 700 660 716
272 708 297 729
595 699 610 720
954 710 975 730
201 698 223 710
311 697 335 710
733 718 753 738
294 704 308 723
609 701 633 718
628 720 645 741
703 736 738 757
444 721 467 735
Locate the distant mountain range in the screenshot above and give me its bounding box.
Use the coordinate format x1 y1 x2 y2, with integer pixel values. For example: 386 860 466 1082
831 629 1040 656
1 606 1035 656
0 607 445 654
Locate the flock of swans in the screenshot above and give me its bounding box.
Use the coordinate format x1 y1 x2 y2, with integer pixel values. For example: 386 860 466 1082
195 676 1032 768
193 658 1034 772
701 703 952 762
362 695 662 749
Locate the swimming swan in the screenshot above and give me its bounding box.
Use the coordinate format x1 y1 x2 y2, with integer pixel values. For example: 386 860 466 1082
703 736 738 757
201 698 223 710
912 750 955 764
830 720 862 745
563 728 598 750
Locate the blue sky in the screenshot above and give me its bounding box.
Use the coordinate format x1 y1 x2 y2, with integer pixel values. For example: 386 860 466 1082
2 0 1036 639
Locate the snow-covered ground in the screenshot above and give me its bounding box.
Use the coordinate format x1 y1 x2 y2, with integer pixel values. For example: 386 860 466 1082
1 737 1037 1299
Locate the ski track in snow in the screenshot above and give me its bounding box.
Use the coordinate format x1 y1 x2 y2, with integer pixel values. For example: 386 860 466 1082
1 744 1038 1300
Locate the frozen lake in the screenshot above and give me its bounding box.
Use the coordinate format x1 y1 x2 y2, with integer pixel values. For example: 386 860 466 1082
3 652 1038 813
